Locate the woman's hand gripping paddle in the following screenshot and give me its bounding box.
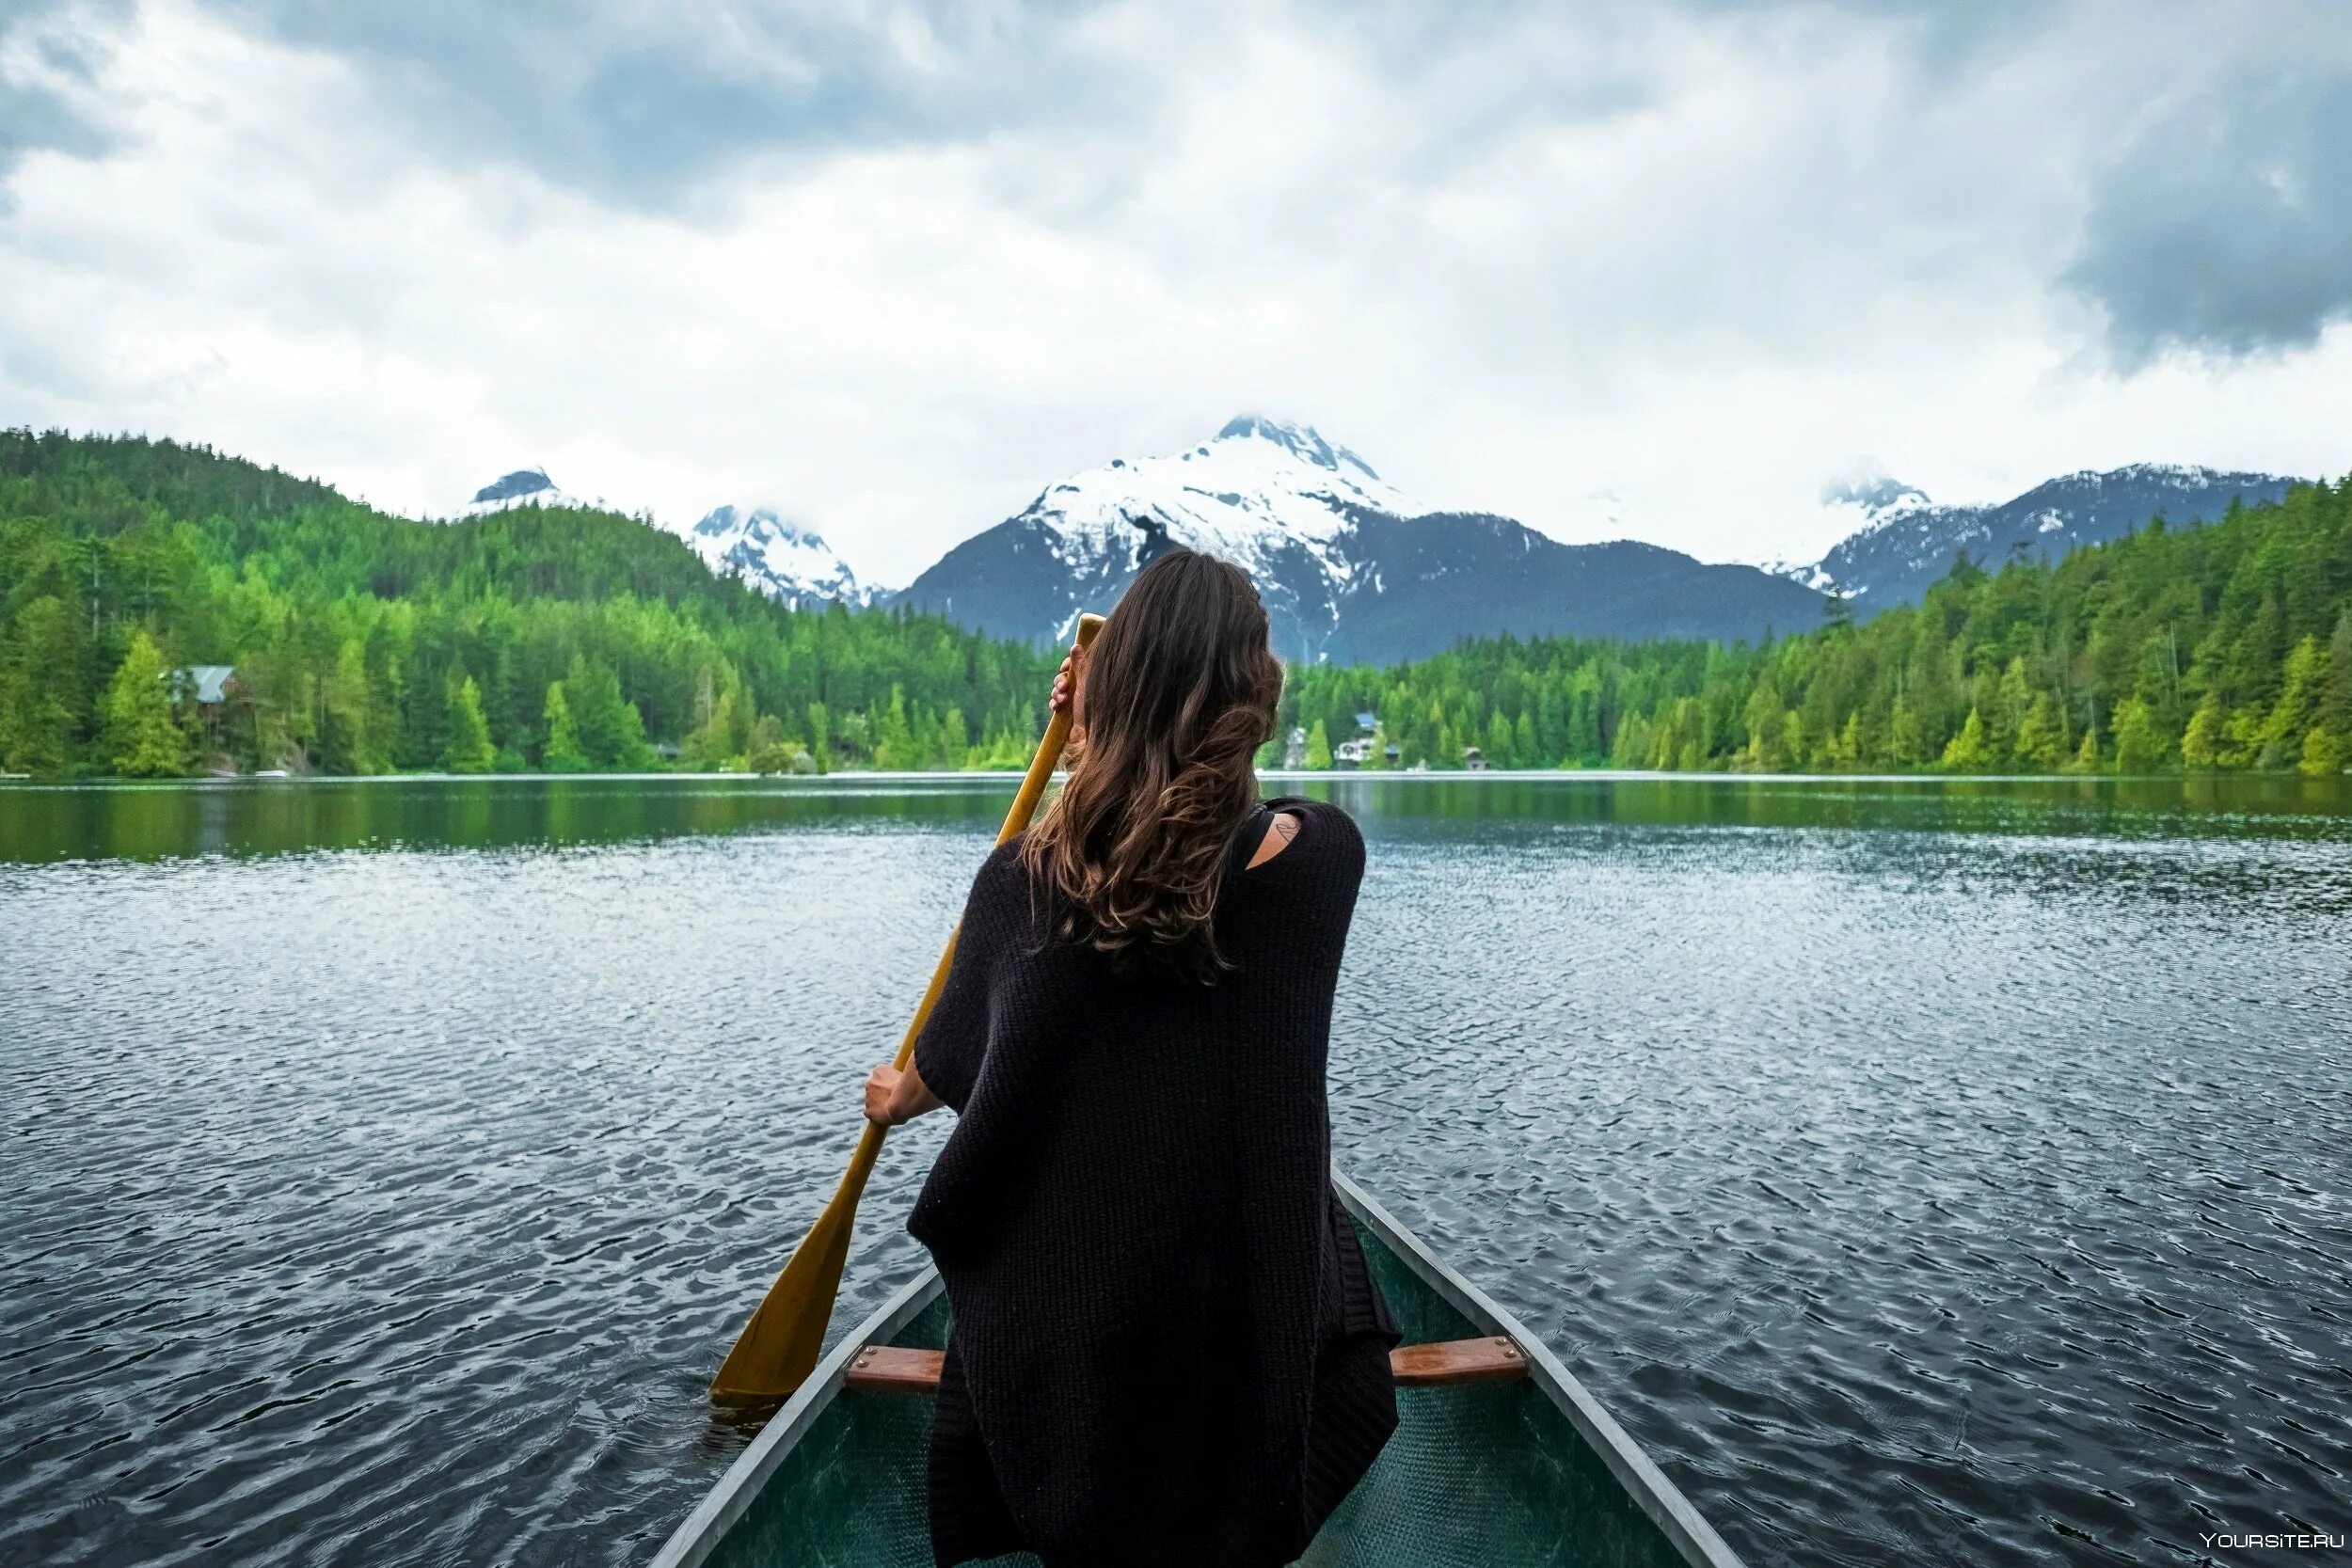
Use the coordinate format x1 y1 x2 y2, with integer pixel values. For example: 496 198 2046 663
710 612 1103 1403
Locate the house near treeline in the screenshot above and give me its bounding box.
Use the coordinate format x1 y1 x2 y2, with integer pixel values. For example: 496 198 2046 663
167 665 238 710
1328 708 1386 768
1283 726 1307 768
165 665 244 752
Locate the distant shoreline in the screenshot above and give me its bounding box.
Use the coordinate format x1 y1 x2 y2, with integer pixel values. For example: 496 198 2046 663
6 767 2344 787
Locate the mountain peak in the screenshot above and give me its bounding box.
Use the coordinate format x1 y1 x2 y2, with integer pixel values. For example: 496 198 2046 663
687 502 863 609
457 467 604 517
470 467 558 505
1789 462 2299 612
1819 464 1927 514
691 503 832 552
1215 415 1380 482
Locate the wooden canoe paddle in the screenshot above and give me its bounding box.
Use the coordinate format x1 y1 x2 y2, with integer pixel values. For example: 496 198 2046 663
711 611 1104 1404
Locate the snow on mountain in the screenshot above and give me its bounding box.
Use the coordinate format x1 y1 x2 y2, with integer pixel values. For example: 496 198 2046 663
450 468 866 609
891 415 1403 655
1758 468 1938 593
1781 463 2301 611
892 416 1823 661
686 504 864 609
457 467 607 516
1008 413 1403 632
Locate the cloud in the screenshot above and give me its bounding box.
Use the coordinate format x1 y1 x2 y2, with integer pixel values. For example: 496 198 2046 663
2 0 2349 585
0 1 133 185
205 0 1134 213
2064 61 2352 369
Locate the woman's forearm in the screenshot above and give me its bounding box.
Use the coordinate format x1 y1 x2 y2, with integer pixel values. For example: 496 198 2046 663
892 1060 945 1123
867 1060 946 1126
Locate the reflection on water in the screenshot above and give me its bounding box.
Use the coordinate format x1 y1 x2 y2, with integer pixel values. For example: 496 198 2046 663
5 769 2350 863
2 774 2347 1567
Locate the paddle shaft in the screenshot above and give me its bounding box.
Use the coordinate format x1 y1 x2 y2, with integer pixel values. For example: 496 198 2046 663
831 657 1086 1210
711 613 1099 1402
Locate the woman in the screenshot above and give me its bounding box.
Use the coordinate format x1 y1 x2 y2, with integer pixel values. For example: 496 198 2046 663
862 549 1398 1568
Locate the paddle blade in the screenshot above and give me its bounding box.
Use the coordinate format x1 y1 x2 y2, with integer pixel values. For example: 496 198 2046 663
709 1188 857 1403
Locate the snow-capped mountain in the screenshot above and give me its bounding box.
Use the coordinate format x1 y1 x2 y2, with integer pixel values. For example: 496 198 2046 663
687 504 864 609
891 416 1824 662
451 469 866 609
1784 464 2300 610
458 467 606 516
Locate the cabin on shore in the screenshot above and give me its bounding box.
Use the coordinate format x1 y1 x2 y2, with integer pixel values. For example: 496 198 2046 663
166 666 241 752
167 665 238 711
1329 709 1387 769
164 666 280 766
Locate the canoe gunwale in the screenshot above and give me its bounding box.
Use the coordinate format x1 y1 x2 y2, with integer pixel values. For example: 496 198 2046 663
648 1267 945 1568
1332 1171 1748 1568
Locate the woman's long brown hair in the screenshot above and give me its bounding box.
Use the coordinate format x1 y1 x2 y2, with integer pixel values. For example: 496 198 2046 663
1020 550 1284 982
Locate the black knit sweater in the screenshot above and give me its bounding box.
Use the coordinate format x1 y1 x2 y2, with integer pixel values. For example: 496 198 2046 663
907 798 1398 1568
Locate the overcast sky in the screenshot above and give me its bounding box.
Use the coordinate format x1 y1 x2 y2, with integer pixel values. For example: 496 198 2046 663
4 0 2350 584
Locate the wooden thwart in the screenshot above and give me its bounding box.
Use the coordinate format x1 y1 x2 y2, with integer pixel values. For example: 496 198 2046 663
844 1336 1528 1396
1390 1335 1529 1387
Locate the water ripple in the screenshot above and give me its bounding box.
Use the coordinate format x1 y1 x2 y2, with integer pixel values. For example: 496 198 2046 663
2 779 2348 1566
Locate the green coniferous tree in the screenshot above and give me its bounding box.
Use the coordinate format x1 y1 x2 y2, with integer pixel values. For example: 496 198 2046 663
1304 720 1332 769
871 687 914 770
321 638 380 774
1887 696 1926 769
542 682 589 772
2179 689 2228 769
2299 726 2344 779
2013 691 2067 771
680 667 748 770
2323 611 2352 739
564 657 623 767
805 702 834 773
1940 706 1991 771
443 674 496 773
2111 697 2171 772
1818 711 1851 768
612 696 657 770
0 594 80 775
1611 711 1651 768
1993 657 2035 763
2257 636 2327 769
100 629 190 777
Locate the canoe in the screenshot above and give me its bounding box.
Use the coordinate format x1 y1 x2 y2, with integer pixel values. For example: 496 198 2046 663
654 1171 1746 1568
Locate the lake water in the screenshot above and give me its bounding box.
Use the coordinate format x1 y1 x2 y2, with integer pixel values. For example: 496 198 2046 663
3 774 2348 1567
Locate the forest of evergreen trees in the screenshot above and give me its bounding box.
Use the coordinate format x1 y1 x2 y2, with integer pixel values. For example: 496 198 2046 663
0 431 1059 777
3 429 2346 780
1275 474 2352 777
